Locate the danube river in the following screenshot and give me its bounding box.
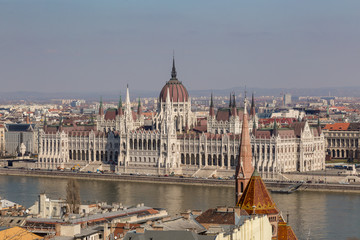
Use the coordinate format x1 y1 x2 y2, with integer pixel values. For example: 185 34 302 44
0 175 359 240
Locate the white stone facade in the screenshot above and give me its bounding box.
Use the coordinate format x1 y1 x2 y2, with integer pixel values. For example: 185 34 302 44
37 64 325 176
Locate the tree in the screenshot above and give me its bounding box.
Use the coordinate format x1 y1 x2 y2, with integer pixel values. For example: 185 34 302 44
66 179 81 214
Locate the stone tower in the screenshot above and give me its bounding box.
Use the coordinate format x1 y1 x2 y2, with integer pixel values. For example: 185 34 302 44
235 99 254 204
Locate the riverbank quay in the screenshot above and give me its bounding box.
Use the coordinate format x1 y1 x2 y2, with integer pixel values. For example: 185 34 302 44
1 168 360 193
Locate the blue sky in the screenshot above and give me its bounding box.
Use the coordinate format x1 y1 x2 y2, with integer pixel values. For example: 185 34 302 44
1 0 360 93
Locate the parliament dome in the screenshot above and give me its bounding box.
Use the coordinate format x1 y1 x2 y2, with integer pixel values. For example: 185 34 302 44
159 58 189 103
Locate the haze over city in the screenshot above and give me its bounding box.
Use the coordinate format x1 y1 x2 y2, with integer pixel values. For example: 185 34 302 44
1 0 360 93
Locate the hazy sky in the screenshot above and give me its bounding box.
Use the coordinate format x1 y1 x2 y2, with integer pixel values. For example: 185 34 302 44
1 0 360 93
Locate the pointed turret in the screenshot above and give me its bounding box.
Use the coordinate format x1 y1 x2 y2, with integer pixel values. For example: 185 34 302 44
137 98 143 115
235 98 254 204
99 97 104 116
229 93 232 107
125 85 132 115
250 92 256 117
272 118 278 137
117 95 123 116
232 94 237 116
209 93 215 117
252 117 257 136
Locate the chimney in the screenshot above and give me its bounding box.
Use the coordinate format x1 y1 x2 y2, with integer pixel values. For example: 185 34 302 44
152 226 164 231
180 210 191 220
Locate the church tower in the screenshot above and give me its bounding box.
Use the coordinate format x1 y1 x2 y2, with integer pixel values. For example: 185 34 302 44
235 98 254 204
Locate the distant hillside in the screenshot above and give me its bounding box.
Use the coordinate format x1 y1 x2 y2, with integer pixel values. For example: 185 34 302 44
1 86 360 103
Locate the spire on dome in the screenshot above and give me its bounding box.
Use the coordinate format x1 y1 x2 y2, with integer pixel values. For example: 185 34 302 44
171 55 177 79
235 96 254 204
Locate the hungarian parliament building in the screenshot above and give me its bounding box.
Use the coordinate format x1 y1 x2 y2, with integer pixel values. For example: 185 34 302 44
37 59 325 178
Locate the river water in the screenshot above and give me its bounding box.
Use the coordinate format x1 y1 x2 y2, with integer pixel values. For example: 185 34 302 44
0 175 359 240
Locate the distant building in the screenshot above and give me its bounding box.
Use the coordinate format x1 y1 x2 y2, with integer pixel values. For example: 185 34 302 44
5 123 36 156
0 124 5 156
236 111 298 239
37 58 325 178
283 94 292 106
323 123 360 160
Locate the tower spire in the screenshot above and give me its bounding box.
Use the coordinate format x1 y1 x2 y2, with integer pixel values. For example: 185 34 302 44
235 96 254 204
273 118 278 136
209 92 215 117
231 93 237 116
250 92 256 117
137 98 142 115
99 96 104 116
118 95 123 116
229 93 232 107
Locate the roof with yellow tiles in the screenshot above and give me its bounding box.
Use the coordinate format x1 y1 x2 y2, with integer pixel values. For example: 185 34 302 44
0 226 43 240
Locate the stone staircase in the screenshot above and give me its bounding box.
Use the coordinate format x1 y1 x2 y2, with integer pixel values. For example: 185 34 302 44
192 167 217 178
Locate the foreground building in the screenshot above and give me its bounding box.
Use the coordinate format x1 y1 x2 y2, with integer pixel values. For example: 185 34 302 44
235 107 297 239
37 59 325 177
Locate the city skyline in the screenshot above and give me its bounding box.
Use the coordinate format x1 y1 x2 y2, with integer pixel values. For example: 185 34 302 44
1 0 360 93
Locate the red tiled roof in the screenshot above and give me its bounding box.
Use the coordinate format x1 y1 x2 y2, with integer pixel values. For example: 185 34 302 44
323 123 350 131
195 208 236 225
159 79 189 102
105 109 118 120
237 171 279 215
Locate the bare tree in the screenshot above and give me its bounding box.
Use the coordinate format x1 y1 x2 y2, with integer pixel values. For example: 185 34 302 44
66 179 81 214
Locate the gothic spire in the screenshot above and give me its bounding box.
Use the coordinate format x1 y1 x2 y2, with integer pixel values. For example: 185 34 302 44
229 93 232 107
252 118 257 136
99 96 104 116
118 95 123 116
250 92 256 117
209 92 215 117
273 118 278 136
137 98 143 115
317 117 322 135
235 98 254 204
231 93 237 116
